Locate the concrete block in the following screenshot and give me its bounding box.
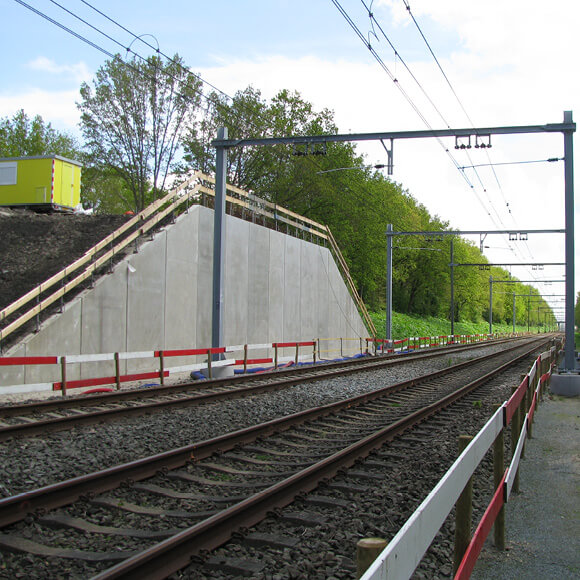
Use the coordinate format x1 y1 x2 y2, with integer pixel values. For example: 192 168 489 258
550 372 580 397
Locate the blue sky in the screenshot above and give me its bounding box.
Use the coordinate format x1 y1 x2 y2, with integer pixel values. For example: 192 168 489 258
1 0 578 305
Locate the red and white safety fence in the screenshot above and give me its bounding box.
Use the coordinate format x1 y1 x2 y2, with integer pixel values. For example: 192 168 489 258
0 340 327 396
0 332 524 396
369 332 514 354
360 344 557 580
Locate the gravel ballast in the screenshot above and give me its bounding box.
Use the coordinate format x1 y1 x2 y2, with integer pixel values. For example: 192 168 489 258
0 344 520 497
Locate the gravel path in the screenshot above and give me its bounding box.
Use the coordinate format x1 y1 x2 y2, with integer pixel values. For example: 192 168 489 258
471 394 580 580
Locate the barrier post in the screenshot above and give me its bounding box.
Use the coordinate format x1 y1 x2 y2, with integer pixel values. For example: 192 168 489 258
454 435 474 574
243 344 248 373
159 351 165 386
510 386 520 493
360 338 363 355
313 341 317 364
493 404 506 550
519 382 527 459
60 356 67 397
207 349 212 379
295 343 299 365
356 537 387 579
274 344 279 369
114 352 121 390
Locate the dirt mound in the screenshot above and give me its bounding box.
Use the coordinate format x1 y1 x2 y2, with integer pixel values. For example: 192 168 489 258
0 209 130 312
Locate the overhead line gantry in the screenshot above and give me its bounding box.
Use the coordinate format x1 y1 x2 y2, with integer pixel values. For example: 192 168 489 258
212 113 575 370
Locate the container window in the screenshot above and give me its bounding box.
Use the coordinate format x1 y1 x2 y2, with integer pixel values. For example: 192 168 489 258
0 162 17 186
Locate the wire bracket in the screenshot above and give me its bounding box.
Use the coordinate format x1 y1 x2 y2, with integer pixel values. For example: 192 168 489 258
475 134 492 148
380 138 394 175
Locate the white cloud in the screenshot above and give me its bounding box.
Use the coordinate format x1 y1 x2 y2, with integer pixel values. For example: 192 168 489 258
26 56 91 84
0 89 81 133
4 1 577 294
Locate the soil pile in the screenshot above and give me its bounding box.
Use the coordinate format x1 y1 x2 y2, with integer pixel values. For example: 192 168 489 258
0 209 130 312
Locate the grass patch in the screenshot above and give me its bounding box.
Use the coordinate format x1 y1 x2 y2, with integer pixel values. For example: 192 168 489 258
369 310 544 340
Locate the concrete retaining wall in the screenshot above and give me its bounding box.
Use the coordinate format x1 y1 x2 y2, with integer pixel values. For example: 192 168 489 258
2 205 368 385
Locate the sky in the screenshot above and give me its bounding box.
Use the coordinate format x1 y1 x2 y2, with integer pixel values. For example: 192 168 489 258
0 0 578 319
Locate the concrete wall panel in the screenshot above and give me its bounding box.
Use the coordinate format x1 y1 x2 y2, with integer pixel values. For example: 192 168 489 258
268 229 285 343
0 343 26 387
24 301 83 383
196 207 213 348
126 230 167 371
79 266 128 379
283 235 301 342
165 210 199 350
300 241 317 341
247 223 270 344
80 267 127 355
224 217 249 346
316 247 330 340
2 205 368 389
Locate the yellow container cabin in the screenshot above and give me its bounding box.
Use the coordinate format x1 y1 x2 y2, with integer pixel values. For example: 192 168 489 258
0 155 82 212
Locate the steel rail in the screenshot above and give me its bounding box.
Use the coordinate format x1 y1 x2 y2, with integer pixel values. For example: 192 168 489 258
0 337 528 441
91 339 548 579
0 337 547 529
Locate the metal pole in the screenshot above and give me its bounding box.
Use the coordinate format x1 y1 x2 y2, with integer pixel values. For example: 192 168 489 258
527 296 530 332
450 239 455 337
563 111 575 370
513 292 516 334
386 224 393 347
489 276 493 335
212 127 228 355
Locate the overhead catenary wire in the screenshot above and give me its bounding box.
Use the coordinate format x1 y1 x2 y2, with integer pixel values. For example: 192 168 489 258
332 0 509 229
76 0 239 108
12 0 295 191
397 1 550 275
398 2 527 237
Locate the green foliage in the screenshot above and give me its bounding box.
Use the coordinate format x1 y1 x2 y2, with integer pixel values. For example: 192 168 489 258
181 85 560 322
78 53 202 212
0 109 79 159
369 309 544 340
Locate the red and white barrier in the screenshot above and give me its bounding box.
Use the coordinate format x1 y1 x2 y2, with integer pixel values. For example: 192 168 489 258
0 340 319 395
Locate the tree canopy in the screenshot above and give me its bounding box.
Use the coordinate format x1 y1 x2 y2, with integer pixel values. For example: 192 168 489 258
0 109 79 159
78 54 203 212
4 52 558 329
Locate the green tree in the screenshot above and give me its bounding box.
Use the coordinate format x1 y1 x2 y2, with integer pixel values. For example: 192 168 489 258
78 54 202 212
0 109 79 158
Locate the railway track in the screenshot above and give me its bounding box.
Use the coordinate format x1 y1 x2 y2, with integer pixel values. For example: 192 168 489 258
0 336 549 579
0 336 533 441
